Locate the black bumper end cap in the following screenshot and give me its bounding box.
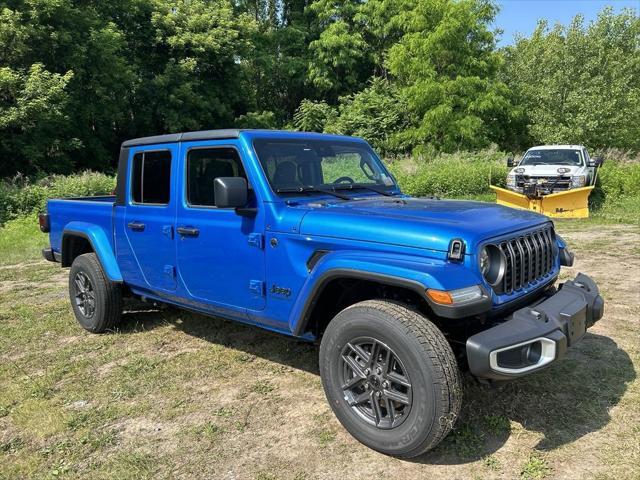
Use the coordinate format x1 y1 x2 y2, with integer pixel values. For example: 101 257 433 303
559 247 575 267
466 272 603 381
42 248 60 263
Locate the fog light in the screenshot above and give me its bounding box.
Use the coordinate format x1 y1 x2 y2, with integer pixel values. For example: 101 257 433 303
489 338 556 374
496 341 541 368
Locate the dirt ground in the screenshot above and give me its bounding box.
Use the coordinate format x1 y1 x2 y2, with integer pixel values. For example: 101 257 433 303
0 222 638 479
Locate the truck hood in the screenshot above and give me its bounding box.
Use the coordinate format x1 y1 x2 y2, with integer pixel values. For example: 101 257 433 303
510 165 582 176
299 197 550 254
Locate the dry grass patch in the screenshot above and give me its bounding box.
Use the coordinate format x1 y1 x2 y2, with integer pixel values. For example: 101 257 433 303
0 222 638 479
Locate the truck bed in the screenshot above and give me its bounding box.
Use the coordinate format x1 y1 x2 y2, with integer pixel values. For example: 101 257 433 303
47 196 116 257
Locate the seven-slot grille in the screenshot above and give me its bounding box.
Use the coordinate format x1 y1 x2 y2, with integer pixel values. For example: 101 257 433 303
495 225 556 294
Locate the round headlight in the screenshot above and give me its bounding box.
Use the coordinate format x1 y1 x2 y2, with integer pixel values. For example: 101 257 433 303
479 245 506 286
480 247 490 276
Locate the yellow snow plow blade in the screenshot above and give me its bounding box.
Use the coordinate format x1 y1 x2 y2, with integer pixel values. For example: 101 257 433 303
490 185 594 218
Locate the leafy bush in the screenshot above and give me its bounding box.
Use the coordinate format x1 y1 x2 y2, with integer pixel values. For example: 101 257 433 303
387 150 509 198
387 149 640 206
597 160 640 198
324 78 410 155
0 150 637 228
293 100 337 132
0 171 115 224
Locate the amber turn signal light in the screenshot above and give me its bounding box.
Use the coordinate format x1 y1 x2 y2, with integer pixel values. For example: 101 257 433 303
426 289 453 305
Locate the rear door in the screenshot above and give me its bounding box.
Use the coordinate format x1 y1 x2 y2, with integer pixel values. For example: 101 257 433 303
123 146 178 292
175 141 266 310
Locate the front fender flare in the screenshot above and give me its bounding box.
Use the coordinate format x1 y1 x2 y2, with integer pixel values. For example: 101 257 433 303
288 250 485 336
62 221 122 282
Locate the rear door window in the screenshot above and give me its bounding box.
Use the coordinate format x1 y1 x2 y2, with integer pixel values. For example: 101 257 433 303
131 151 172 204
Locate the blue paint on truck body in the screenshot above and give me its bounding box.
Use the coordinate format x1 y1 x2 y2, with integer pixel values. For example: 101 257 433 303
45 130 560 339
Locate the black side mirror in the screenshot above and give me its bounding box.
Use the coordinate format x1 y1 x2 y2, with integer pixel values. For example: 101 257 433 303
589 156 604 168
507 156 515 168
214 177 248 208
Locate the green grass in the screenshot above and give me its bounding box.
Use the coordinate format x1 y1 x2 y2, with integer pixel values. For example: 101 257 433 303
0 222 638 478
590 195 640 224
0 216 47 265
1 166 639 478
521 452 551 479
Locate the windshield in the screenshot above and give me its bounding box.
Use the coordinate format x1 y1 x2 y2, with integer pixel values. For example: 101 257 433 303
253 138 396 194
520 149 583 166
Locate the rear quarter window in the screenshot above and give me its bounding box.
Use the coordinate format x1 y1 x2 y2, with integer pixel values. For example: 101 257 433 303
131 150 172 204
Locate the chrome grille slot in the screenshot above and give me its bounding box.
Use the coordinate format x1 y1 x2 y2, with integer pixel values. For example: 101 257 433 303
492 226 556 295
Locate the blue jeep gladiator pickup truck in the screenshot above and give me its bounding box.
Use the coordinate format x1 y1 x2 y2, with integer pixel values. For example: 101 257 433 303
40 129 604 457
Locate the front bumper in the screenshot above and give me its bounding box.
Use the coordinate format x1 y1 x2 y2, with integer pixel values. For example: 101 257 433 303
466 273 604 381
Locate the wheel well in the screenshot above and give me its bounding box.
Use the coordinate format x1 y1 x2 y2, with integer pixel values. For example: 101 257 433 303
303 277 432 338
61 234 93 267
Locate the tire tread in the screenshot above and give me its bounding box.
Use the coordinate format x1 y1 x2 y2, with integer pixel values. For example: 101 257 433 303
69 253 122 333
339 299 462 457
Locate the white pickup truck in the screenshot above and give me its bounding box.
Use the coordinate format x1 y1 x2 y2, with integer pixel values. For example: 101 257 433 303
506 145 603 195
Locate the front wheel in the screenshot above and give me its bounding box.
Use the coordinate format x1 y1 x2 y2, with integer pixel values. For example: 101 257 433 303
319 300 462 458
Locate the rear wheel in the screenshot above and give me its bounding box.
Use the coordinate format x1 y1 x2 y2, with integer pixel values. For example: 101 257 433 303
319 300 462 458
69 253 122 333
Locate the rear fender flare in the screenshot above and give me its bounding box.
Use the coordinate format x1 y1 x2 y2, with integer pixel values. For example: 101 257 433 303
62 221 122 282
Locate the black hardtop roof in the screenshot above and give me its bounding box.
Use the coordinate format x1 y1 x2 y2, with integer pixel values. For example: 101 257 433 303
120 128 359 148
121 129 241 148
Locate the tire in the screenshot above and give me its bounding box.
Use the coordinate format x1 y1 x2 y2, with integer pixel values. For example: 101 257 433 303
319 300 462 458
68 253 122 333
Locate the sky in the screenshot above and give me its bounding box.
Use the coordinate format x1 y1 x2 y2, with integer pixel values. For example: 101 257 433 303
494 0 639 46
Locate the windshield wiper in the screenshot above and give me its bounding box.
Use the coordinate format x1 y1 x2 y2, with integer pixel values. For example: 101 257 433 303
333 184 395 197
276 185 352 200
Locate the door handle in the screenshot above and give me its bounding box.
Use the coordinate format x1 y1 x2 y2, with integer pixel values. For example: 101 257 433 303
177 226 199 237
127 221 145 231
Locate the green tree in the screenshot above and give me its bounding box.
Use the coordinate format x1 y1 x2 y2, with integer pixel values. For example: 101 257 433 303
503 7 640 150
0 0 258 175
0 64 75 176
240 0 314 125
293 98 336 131
148 0 255 131
306 0 404 100
325 77 410 154
386 0 520 153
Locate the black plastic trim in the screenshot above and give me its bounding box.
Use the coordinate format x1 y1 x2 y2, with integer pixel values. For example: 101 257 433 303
235 207 258 217
466 273 603 381
306 250 330 272
293 269 492 336
294 269 428 336
115 147 129 206
42 248 60 262
487 276 557 318
559 247 574 267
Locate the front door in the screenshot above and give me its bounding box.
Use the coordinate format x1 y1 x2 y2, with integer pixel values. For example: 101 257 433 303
123 146 178 292
176 142 265 310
